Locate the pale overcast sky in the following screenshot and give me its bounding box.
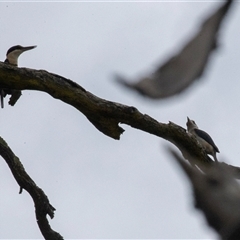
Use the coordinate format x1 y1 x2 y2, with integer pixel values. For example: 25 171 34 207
0 1 239 239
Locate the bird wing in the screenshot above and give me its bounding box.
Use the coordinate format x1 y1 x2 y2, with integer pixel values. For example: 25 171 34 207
194 129 219 153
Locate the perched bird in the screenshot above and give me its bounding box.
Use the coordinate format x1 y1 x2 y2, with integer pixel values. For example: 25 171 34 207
186 117 219 162
1 45 37 108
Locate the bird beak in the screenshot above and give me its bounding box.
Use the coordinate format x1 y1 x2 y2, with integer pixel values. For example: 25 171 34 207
22 45 37 52
187 117 190 121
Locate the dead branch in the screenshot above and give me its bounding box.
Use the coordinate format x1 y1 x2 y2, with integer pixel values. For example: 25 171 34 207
0 63 239 171
0 136 63 240
169 149 240 239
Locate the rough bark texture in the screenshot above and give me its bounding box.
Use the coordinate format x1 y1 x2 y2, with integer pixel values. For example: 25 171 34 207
1 62 240 171
0 62 215 163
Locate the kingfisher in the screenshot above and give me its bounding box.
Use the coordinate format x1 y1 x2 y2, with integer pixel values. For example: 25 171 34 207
186 117 220 162
1 45 37 108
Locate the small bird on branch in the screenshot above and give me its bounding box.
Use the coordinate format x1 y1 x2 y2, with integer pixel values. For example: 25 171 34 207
1 45 37 108
186 117 220 162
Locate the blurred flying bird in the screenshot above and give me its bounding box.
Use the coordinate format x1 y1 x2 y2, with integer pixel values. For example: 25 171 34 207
116 0 233 99
1 45 37 108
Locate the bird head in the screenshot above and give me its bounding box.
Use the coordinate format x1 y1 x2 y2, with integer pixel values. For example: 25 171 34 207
186 117 198 131
5 45 37 66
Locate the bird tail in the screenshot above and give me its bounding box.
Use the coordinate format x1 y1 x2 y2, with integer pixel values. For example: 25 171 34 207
213 152 219 162
0 89 4 108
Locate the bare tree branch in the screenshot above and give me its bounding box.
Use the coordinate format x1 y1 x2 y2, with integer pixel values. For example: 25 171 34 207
0 63 215 161
169 149 240 239
115 0 233 99
1 63 240 173
0 136 63 240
